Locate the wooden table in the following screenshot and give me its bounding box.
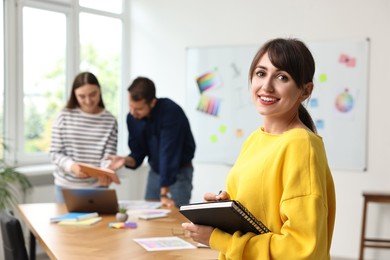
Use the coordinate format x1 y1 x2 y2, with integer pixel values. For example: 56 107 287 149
18 203 219 260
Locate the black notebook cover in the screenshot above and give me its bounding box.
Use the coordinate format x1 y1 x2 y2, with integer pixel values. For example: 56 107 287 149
179 200 270 235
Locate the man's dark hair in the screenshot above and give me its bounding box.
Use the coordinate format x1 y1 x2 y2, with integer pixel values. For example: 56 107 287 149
127 77 156 104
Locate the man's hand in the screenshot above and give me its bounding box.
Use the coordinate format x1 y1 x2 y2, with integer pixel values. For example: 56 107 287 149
105 155 126 170
160 196 176 208
160 187 176 207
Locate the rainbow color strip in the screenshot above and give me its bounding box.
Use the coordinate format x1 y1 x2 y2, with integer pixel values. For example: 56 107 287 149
196 71 220 93
197 95 221 116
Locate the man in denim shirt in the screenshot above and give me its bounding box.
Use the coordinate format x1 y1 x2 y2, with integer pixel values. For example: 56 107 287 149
109 77 196 207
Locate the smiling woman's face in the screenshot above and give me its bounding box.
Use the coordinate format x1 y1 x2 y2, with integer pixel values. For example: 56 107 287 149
250 52 304 121
75 83 102 114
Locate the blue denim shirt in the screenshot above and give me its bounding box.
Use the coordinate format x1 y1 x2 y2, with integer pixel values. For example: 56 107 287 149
126 98 196 187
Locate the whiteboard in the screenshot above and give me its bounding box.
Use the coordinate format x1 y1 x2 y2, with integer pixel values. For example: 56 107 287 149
185 39 369 171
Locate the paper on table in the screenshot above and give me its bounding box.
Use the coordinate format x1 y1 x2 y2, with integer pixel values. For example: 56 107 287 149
118 200 162 210
130 209 171 219
138 211 169 220
133 236 196 251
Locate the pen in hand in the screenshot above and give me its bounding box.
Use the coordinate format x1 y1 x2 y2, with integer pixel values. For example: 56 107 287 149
216 190 222 201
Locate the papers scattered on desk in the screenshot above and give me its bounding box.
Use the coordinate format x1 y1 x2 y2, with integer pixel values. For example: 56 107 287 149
133 236 196 251
138 209 171 220
118 200 163 210
57 217 102 226
117 200 170 220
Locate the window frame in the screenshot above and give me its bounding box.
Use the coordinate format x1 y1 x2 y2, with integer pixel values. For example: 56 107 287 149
4 0 129 166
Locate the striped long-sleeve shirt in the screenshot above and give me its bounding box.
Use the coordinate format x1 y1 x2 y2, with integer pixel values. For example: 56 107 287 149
50 108 118 188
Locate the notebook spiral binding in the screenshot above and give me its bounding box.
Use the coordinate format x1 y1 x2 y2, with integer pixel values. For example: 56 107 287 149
233 200 271 234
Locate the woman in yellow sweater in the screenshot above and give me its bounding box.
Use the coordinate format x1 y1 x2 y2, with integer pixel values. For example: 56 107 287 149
182 38 336 259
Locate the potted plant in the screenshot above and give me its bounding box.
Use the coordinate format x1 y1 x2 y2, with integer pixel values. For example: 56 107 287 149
116 207 129 222
0 142 32 210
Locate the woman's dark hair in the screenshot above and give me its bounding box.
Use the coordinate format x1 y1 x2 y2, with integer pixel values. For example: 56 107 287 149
127 77 156 104
249 38 317 133
66 72 105 109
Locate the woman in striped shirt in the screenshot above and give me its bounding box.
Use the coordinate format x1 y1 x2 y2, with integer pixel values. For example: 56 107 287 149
50 72 118 203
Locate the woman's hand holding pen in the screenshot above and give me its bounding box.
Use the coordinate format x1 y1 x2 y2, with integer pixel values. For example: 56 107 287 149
182 190 230 247
203 190 230 202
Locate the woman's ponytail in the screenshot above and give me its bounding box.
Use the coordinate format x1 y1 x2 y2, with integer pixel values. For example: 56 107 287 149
298 104 317 133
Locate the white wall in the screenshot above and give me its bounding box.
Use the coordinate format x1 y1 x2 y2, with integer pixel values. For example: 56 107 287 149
128 0 390 259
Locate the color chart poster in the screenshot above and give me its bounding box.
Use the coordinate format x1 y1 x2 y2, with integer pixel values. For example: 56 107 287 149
186 39 369 171
186 45 260 164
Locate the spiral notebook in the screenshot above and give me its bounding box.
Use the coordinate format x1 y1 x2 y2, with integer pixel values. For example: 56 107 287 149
179 200 270 235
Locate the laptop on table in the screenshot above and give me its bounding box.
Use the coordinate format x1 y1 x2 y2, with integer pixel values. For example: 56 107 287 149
62 188 119 214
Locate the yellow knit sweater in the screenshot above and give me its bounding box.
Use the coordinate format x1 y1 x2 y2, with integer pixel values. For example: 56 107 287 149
209 127 336 260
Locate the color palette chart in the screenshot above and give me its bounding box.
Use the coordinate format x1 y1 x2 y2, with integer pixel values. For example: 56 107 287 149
196 95 221 116
195 70 222 116
196 71 221 93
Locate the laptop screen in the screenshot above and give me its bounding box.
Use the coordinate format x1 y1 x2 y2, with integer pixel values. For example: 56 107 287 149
62 188 119 214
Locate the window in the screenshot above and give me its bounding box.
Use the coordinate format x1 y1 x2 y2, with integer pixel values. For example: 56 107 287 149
22 7 66 155
79 0 122 14
4 0 128 166
0 0 4 160
79 12 122 119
